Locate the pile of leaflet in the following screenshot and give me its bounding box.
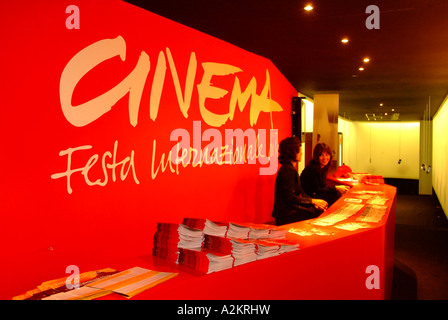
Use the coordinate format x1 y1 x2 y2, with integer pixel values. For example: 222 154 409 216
152 217 299 274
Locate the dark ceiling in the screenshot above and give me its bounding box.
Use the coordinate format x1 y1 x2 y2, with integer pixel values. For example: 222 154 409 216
125 0 448 121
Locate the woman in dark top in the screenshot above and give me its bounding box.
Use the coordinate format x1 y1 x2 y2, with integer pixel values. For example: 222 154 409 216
300 143 349 206
272 137 328 226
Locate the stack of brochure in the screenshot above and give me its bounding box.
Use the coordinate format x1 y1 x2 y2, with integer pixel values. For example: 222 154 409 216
263 238 300 254
152 223 182 263
226 222 288 240
152 218 300 273
226 222 251 238
182 217 206 230
253 240 282 259
247 223 289 239
203 219 229 237
204 235 258 266
152 223 203 263
178 224 204 249
178 248 234 274
254 238 300 259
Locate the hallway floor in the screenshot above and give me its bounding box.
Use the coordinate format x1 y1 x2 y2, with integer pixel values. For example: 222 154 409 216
391 193 448 300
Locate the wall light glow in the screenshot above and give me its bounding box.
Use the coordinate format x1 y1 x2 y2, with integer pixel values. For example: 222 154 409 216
304 5 313 11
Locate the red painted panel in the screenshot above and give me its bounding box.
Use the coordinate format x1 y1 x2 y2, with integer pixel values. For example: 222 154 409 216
0 0 296 299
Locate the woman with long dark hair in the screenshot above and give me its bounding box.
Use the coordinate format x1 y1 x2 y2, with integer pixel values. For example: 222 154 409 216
300 143 349 206
272 137 328 226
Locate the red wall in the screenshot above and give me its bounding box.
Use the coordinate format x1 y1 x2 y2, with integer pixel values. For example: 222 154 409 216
0 0 296 299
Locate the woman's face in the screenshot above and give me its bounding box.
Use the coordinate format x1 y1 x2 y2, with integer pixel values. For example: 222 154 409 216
319 151 330 168
295 146 303 163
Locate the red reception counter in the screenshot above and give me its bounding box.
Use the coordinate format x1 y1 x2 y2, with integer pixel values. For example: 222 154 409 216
94 181 396 300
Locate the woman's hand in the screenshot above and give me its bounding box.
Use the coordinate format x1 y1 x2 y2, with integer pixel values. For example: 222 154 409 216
335 185 350 195
312 199 328 211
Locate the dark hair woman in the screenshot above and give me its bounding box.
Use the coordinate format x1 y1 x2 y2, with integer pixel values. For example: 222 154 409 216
300 143 349 206
272 137 328 226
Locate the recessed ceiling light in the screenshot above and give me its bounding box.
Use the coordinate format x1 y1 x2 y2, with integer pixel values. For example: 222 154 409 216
392 108 395 111
304 5 313 11
363 57 370 63
341 38 349 43
359 67 365 71
380 103 383 107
